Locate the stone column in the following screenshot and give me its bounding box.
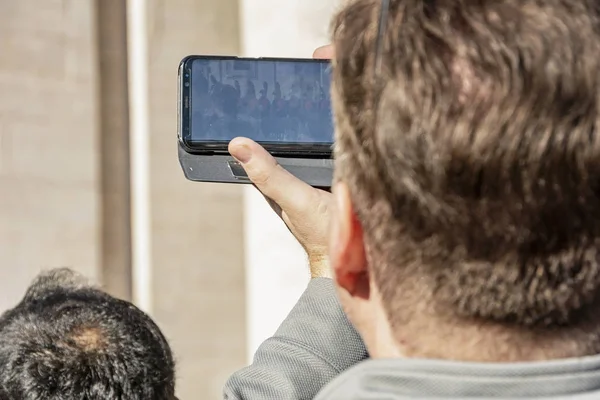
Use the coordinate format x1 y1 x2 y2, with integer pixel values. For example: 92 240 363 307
145 0 246 397
96 0 133 300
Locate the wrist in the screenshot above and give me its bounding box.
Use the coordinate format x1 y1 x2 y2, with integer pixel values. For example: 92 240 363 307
308 253 332 279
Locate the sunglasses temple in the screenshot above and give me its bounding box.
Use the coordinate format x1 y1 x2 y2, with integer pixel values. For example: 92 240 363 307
374 0 391 76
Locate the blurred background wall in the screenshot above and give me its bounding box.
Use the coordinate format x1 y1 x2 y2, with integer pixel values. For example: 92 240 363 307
0 0 336 398
0 0 101 303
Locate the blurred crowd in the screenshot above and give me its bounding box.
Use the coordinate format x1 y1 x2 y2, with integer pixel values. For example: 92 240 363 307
193 66 333 143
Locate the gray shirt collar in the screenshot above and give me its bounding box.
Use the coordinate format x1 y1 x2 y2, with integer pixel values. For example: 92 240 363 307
317 355 600 399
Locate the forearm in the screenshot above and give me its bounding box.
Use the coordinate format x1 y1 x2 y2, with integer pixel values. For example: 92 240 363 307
223 278 368 400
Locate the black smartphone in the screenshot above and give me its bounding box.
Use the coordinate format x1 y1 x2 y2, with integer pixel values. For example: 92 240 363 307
178 55 333 157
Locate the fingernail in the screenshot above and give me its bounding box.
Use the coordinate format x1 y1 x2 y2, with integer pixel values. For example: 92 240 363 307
233 144 252 164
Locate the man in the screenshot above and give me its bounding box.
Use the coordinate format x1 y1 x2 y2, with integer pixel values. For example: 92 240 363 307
225 0 600 398
0 269 177 400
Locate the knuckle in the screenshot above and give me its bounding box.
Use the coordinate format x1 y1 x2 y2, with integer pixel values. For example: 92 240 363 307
251 169 272 186
250 161 282 186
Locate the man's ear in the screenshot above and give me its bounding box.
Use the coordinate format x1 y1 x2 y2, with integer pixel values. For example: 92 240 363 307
329 182 370 299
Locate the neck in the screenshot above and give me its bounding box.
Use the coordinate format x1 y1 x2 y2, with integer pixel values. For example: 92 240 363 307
403 317 599 362
366 291 600 362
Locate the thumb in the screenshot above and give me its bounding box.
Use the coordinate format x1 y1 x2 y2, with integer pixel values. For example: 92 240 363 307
228 137 313 210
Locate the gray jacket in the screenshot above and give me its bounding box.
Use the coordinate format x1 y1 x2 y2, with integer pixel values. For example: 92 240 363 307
224 278 600 399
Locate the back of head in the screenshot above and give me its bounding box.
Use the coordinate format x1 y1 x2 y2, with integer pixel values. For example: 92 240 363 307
0 269 176 400
331 0 600 340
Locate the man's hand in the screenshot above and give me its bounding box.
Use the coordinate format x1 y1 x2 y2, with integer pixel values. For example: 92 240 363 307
228 45 335 278
228 138 333 278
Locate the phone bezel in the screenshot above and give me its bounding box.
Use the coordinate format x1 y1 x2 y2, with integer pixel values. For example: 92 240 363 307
177 55 333 158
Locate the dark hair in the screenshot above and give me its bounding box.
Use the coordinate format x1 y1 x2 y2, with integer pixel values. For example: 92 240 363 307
331 0 600 328
0 269 176 399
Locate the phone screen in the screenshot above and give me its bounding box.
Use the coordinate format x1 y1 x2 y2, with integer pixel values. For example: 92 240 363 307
179 56 333 154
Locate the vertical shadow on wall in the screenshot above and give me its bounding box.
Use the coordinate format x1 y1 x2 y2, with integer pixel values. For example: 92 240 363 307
95 0 133 300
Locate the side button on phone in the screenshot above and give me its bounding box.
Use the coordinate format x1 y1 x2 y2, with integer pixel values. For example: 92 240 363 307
227 160 251 182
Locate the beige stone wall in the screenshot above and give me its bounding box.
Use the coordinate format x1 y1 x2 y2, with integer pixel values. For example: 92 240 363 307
0 1 101 308
0 0 246 398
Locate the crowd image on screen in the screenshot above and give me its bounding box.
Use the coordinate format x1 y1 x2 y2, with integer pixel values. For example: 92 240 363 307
190 59 333 144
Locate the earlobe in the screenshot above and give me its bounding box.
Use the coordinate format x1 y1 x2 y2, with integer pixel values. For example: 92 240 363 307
329 183 370 300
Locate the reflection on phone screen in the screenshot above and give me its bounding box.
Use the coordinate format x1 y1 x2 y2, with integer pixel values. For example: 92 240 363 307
190 58 334 145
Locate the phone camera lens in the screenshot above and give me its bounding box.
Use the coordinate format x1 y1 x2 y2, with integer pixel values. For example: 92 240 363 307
184 82 190 87
185 73 189 78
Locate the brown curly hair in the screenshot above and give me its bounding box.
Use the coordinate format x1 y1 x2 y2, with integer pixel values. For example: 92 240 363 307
330 0 600 332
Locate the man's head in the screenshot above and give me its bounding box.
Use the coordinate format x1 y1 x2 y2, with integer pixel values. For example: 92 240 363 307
327 0 600 361
0 269 176 399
